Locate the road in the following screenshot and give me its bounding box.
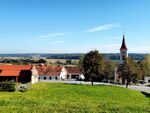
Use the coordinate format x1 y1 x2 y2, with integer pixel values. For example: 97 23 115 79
40 80 150 93
127 85 150 93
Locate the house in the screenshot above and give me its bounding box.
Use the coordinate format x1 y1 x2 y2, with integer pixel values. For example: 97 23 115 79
144 76 150 84
65 66 81 80
0 65 39 84
36 65 67 81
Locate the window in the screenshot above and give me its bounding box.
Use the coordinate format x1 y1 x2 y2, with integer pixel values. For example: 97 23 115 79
55 77 57 80
148 79 150 83
71 74 78 79
67 75 69 79
122 56 125 60
44 77 46 80
49 77 51 80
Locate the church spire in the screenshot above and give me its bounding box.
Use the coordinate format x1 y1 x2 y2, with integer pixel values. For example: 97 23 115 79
120 33 128 62
120 33 127 50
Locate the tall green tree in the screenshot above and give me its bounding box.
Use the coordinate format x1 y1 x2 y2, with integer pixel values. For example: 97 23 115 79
137 60 146 80
138 54 150 80
82 50 105 84
117 57 138 88
104 61 117 82
143 54 150 76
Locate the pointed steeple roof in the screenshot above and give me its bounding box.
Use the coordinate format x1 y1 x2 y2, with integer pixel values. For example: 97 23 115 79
120 33 127 50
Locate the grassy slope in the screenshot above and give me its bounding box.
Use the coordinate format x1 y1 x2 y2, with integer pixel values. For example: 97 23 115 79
0 83 149 113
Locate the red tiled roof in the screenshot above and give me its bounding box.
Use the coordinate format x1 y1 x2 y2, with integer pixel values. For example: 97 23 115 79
0 65 32 70
0 70 20 76
0 65 32 76
35 65 62 76
120 34 127 50
65 66 80 74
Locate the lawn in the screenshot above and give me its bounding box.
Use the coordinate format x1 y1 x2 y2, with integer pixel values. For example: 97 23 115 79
0 83 149 113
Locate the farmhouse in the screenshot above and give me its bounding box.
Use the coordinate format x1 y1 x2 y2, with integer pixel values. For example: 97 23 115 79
0 65 39 84
36 65 67 81
36 64 83 81
65 66 81 80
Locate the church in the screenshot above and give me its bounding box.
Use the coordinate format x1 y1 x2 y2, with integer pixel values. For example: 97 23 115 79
114 33 128 84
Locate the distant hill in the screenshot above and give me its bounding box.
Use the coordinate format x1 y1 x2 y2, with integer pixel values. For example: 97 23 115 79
0 53 146 61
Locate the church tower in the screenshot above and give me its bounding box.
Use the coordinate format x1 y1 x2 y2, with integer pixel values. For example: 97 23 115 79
114 33 128 84
120 33 128 63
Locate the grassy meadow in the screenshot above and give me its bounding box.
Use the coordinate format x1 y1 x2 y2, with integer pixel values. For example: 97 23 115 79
0 83 149 113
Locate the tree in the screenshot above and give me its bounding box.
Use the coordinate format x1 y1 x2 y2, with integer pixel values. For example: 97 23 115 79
137 54 150 80
82 50 105 85
104 61 117 82
38 59 47 63
117 57 138 88
78 55 84 69
137 60 146 80
66 59 72 64
143 54 150 76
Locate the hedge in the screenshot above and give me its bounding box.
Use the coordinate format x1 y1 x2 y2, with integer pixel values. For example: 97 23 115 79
0 82 16 92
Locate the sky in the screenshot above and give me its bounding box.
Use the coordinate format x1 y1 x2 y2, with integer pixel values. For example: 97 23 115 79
0 0 150 53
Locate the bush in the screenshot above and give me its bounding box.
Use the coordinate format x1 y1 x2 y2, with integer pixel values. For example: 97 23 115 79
146 84 150 87
0 82 16 92
17 83 31 92
18 86 28 92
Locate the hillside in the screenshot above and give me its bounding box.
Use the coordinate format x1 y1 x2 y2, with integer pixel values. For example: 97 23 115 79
0 83 149 113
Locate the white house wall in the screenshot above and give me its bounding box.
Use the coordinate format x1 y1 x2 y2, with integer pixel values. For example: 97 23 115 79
31 75 39 84
60 67 67 80
39 75 60 81
31 66 39 84
144 76 150 84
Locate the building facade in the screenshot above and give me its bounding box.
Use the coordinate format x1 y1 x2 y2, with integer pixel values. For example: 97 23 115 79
36 65 68 81
36 64 82 81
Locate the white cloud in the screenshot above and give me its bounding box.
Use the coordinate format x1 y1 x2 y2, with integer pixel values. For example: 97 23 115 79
36 32 71 39
87 23 120 33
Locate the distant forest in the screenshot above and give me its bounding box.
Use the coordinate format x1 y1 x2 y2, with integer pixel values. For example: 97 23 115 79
0 53 146 61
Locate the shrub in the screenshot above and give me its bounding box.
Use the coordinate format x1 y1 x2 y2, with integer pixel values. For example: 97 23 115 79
0 82 16 92
17 83 31 92
18 86 28 92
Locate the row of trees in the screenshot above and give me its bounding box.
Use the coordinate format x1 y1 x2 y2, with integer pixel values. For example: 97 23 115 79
0 58 46 65
79 50 150 87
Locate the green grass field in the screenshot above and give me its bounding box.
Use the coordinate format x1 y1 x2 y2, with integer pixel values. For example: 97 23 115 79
0 83 149 113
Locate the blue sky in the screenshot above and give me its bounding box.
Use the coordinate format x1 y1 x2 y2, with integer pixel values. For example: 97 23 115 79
0 0 150 53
